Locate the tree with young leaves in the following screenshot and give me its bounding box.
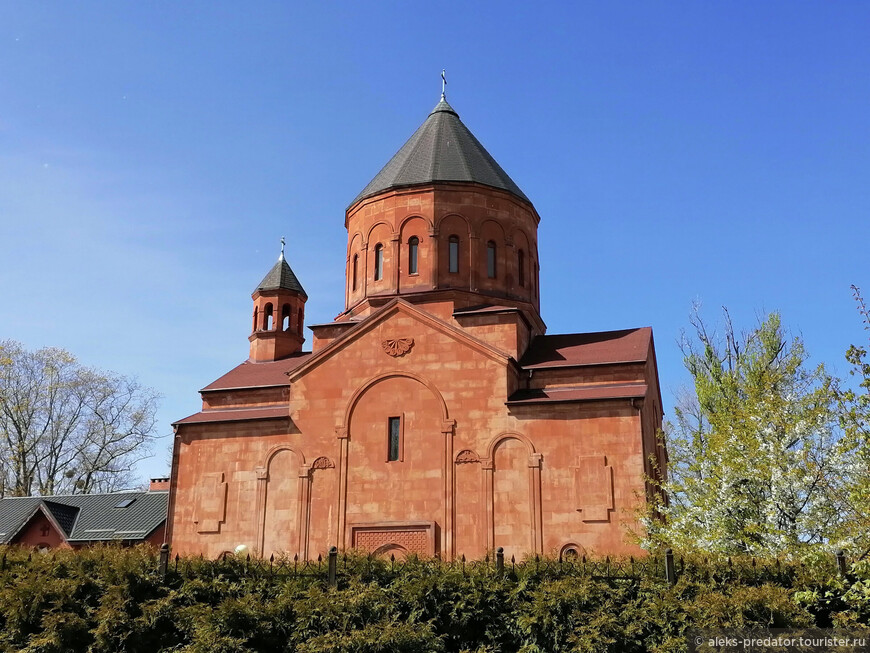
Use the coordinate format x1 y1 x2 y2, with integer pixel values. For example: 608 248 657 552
0 340 160 497
646 308 850 556
831 286 870 555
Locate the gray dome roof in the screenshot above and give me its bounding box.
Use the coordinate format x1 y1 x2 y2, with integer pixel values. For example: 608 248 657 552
350 98 530 208
255 257 307 298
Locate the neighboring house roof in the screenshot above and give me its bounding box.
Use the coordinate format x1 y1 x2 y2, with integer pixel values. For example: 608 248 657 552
255 257 307 297
519 328 652 369
350 97 531 208
200 354 312 392
0 491 168 544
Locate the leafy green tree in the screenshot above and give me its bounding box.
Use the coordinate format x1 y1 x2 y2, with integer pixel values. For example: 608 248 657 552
832 286 870 556
0 340 159 497
647 308 847 556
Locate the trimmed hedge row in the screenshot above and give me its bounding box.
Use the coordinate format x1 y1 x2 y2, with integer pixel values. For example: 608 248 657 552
0 546 868 652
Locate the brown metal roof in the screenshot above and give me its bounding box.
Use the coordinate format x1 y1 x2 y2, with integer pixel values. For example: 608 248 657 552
506 383 648 405
173 406 289 425
519 328 652 369
200 353 312 392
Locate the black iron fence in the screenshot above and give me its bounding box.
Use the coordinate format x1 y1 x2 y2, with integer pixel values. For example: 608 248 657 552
151 544 851 589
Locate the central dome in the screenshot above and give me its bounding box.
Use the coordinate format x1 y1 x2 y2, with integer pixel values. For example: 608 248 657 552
350 98 530 208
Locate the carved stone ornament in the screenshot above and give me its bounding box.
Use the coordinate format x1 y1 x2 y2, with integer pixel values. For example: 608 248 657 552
382 337 414 357
455 449 480 464
311 456 335 470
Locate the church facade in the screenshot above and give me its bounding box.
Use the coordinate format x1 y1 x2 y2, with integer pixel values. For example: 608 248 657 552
167 94 665 561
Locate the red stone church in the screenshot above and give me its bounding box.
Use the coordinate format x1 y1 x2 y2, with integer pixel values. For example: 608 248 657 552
167 93 665 561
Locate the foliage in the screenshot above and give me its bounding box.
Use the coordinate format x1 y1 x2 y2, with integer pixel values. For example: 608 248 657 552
0 340 160 497
832 286 870 556
647 308 848 556
0 546 867 652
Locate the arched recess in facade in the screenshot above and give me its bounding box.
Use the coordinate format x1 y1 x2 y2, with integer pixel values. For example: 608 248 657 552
481 432 544 555
336 371 456 558
253 444 310 559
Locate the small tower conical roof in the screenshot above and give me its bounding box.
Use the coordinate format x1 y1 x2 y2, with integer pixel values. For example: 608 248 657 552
255 255 307 298
350 97 530 208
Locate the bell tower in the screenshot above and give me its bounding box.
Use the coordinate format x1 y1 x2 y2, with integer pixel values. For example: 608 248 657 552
248 240 308 362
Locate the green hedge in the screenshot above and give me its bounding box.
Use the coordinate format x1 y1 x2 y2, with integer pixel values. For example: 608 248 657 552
0 546 868 652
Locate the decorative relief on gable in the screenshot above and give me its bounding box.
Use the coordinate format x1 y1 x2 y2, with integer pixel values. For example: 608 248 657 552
193 471 228 533
311 456 335 470
574 455 614 522
382 337 414 357
455 449 480 465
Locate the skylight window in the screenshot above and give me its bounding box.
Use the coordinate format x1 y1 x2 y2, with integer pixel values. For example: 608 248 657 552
114 498 136 509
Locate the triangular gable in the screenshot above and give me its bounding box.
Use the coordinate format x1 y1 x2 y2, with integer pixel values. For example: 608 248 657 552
288 298 511 381
9 502 76 545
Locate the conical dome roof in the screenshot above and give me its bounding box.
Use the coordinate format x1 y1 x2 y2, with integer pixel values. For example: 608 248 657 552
255 256 307 298
350 98 530 208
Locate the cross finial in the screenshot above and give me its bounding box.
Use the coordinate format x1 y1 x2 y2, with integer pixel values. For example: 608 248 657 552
441 69 447 100
279 237 285 261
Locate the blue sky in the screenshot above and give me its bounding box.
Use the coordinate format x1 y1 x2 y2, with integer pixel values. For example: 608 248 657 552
1 2 868 482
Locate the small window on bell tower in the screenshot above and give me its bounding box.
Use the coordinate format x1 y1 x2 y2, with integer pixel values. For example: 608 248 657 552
408 237 419 275
448 235 459 274
374 244 384 281
486 241 497 279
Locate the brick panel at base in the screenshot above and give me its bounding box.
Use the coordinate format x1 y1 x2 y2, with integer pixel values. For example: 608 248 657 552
350 522 436 557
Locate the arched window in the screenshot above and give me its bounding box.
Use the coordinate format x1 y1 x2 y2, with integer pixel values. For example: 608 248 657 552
297 307 303 335
486 241 497 279
448 235 459 273
374 243 384 281
281 304 291 331
264 303 274 330
408 236 419 275
253 307 259 331
518 249 525 287
352 254 358 291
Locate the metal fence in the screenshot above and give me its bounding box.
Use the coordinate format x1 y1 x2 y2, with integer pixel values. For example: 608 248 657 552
154 544 852 589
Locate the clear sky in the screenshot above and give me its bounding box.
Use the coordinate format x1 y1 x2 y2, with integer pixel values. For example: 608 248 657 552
1 2 868 483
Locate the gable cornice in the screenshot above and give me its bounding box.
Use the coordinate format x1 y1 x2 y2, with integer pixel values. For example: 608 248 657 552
287 298 511 381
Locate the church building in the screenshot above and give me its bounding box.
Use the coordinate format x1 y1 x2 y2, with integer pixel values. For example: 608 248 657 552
167 92 665 561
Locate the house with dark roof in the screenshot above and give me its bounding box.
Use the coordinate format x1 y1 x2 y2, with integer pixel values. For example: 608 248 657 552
0 479 169 549
168 90 665 561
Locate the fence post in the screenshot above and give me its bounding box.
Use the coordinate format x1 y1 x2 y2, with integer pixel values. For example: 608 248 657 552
496 547 504 574
328 546 338 587
158 543 169 578
665 548 676 586
836 550 847 577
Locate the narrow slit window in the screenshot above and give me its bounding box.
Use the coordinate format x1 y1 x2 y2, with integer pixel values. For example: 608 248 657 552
388 416 400 461
486 241 497 278
518 249 525 287
408 237 419 275
374 244 383 281
448 235 459 273
352 254 358 291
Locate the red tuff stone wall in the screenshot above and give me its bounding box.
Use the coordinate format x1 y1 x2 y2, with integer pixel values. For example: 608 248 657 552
169 300 661 561
343 184 541 329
